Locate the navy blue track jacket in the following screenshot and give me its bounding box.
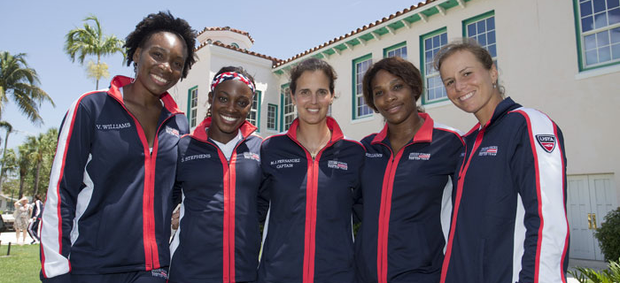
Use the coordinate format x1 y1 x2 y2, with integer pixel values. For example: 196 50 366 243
355 113 464 283
169 118 263 283
257 117 365 283
440 98 569 283
40 76 188 282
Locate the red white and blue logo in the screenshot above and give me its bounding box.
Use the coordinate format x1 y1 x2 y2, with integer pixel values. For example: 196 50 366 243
479 146 498 156
536 134 556 153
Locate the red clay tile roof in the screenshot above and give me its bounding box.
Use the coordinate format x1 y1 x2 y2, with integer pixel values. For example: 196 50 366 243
197 26 255 43
195 40 283 66
274 0 436 68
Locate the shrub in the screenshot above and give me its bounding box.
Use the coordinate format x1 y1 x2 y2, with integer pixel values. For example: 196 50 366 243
595 208 620 262
568 258 620 283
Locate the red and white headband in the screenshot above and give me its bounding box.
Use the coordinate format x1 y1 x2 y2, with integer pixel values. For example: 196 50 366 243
210 72 255 94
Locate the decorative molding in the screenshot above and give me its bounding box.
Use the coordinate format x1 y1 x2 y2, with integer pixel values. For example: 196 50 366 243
419 13 428 23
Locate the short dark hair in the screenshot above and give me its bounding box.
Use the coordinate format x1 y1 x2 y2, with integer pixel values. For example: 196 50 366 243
289 58 337 94
124 11 197 79
434 38 504 94
362 56 423 112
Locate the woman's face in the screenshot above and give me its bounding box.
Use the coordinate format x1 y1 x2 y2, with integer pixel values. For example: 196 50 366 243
371 69 418 126
208 79 254 143
133 31 188 97
291 70 334 126
439 50 500 124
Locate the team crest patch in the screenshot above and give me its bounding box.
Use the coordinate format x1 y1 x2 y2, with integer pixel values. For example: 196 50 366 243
479 146 498 156
409 152 431 160
328 160 349 170
536 134 556 153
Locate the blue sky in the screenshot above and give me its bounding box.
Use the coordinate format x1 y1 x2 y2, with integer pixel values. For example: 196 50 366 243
1 0 422 150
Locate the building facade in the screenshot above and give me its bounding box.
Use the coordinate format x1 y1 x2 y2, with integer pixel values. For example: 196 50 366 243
169 0 620 261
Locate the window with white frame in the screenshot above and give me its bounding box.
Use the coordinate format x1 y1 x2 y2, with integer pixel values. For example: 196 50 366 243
187 86 198 128
352 54 373 119
421 28 448 104
575 0 620 70
464 11 498 63
247 90 261 131
267 103 278 131
385 42 408 59
281 84 295 131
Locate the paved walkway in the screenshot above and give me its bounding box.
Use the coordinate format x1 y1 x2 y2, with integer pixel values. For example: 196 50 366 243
0 231 35 246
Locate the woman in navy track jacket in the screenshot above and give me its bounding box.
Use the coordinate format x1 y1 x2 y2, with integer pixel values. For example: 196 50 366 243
258 58 365 283
354 57 464 283
436 39 569 283
168 66 263 283
40 11 197 283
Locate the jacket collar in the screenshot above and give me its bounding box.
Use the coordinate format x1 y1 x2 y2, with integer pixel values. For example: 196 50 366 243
286 116 345 144
191 117 257 143
371 112 434 145
107 75 183 115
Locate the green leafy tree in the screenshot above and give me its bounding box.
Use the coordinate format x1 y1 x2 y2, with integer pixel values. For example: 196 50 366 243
0 120 12 194
0 51 55 123
65 15 125 89
595 208 620 261
17 143 33 199
0 148 18 195
24 128 57 197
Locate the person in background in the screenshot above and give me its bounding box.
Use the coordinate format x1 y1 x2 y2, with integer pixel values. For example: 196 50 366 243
258 58 365 283
168 66 263 283
14 197 32 245
354 56 464 283
28 194 43 244
39 11 196 283
435 38 569 283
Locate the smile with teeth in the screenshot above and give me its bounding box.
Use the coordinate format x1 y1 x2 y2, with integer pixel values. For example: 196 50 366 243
307 108 320 113
459 91 474 101
220 114 237 123
152 74 169 85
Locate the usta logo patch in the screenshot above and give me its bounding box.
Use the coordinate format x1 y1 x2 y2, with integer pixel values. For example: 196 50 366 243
535 134 556 153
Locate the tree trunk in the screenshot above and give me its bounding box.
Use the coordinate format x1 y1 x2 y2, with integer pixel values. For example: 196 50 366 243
0 130 9 194
33 159 42 197
96 54 101 89
18 174 25 199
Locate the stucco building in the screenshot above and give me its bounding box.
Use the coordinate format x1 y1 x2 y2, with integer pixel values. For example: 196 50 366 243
169 0 620 261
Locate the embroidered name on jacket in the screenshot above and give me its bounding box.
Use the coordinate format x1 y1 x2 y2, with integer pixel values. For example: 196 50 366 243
270 158 300 169
243 152 260 161
181 154 211 162
96 122 131 130
479 146 498 156
328 160 348 170
366 153 383 158
409 152 431 160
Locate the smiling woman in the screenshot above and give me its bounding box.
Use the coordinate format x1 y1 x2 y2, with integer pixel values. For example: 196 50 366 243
257 58 365 283
39 11 197 283
168 66 264 283
355 57 464 283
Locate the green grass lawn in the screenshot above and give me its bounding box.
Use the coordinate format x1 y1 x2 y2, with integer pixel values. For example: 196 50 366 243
0 244 41 283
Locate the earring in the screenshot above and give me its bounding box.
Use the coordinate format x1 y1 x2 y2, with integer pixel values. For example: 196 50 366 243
493 83 497 89
130 63 137 84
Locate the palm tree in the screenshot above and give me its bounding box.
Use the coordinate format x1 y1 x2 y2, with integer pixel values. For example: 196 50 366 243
0 51 55 123
25 128 57 197
17 143 32 199
65 15 125 89
0 121 12 194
